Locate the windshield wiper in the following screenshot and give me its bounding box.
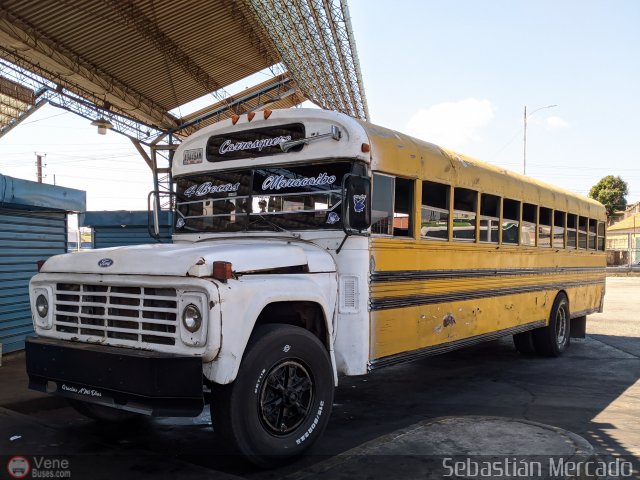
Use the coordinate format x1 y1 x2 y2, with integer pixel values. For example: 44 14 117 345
247 215 300 238
280 125 341 153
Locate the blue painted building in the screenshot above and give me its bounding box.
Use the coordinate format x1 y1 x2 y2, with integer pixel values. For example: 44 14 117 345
0 174 85 354
81 210 172 249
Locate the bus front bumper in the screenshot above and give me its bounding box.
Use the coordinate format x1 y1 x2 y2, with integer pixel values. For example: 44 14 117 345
25 336 204 417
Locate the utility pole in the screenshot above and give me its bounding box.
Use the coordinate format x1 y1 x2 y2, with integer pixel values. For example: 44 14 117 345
36 153 43 183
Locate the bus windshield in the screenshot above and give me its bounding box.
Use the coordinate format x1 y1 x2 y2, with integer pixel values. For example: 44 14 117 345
174 162 354 233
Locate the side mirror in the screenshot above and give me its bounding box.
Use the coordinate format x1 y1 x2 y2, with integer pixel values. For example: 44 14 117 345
147 191 161 240
342 174 371 234
147 191 176 241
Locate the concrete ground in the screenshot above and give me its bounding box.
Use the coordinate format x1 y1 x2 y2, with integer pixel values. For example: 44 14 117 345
1 277 638 479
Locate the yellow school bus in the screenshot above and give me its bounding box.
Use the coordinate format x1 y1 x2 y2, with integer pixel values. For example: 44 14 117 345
364 122 606 367
28 109 606 464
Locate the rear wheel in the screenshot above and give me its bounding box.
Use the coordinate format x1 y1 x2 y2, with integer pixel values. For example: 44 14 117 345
532 293 570 357
67 399 140 423
513 330 537 355
210 324 334 468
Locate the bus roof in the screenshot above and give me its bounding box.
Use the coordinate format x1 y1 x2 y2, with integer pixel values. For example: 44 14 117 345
173 108 605 220
358 119 606 220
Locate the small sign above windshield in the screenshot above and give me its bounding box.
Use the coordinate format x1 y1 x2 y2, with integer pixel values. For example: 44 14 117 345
183 148 203 165
206 123 305 162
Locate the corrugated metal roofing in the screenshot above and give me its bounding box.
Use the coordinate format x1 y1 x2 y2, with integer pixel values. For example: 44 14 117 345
0 0 367 137
179 74 306 132
0 75 35 133
0 0 278 128
0 174 85 212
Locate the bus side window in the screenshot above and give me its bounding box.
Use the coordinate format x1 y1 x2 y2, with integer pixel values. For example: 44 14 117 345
371 174 414 237
539 207 552 247
480 193 500 243
578 216 588 249
502 198 520 244
597 221 606 251
567 214 578 248
421 181 450 240
453 188 477 242
393 178 414 237
522 203 537 246
588 219 597 250
553 210 566 248
371 173 394 235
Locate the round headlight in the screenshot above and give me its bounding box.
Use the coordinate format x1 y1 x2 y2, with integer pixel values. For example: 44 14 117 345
182 304 202 333
36 294 49 318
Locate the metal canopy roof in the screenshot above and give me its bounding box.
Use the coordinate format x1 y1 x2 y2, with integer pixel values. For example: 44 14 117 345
0 76 33 122
0 0 368 144
0 73 45 137
179 73 306 133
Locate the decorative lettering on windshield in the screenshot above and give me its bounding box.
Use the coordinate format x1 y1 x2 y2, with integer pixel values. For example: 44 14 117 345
206 124 305 162
184 182 241 198
261 173 337 191
174 162 353 233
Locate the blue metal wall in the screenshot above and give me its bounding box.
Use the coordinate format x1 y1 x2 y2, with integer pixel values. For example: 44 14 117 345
81 211 172 249
0 174 85 353
0 208 67 353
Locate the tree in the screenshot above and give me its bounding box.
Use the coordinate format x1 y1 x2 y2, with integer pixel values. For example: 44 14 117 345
589 175 628 216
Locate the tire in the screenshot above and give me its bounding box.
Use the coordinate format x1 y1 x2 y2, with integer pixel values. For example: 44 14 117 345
532 293 571 357
210 324 334 468
67 399 140 423
513 330 537 355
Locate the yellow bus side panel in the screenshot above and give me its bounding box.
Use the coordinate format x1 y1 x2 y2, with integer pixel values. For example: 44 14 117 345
369 238 605 360
370 284 604 359
371 292 545 358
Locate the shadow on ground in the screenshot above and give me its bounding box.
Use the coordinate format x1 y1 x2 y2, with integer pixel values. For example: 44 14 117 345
4 333 636 479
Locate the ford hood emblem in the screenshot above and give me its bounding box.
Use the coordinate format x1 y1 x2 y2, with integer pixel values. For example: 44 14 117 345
98 258 114 268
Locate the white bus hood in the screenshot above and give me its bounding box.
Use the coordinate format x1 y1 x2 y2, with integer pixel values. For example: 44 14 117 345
41 238 336 277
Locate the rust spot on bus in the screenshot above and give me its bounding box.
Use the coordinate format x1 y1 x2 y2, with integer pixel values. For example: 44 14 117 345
443 314 456 327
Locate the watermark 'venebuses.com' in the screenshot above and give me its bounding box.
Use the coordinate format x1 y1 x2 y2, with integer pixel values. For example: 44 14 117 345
7 456 71 479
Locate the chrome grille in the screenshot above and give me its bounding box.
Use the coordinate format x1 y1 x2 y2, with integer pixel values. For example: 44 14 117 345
54 283 178 346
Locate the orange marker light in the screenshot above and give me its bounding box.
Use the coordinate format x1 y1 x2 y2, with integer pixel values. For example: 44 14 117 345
361 143 371 153
212 261 233 282
247 112 256 122
231 115 240 125
263 109 273 120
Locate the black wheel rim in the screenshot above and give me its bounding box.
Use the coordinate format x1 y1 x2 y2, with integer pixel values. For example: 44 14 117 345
259 360 314 436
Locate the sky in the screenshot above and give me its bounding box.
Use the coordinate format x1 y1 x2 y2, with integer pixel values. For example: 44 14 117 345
1 0 639 214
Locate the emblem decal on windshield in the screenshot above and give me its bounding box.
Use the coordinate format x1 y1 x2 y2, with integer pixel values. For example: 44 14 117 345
353 194 367 213
326 212 340 224
98 258 114 268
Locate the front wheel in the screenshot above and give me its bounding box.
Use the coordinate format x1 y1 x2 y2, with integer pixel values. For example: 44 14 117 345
210 325 334 467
